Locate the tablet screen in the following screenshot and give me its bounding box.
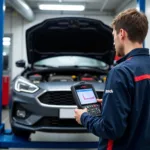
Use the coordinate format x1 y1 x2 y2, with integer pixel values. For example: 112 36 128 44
76 88 97 105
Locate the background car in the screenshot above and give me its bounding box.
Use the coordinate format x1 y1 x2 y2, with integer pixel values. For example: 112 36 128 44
9 17 115 139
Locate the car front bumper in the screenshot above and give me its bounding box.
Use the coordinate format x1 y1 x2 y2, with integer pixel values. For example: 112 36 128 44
10 88 88 133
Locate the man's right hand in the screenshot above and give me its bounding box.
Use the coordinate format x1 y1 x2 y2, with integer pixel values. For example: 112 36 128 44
97 99 102 104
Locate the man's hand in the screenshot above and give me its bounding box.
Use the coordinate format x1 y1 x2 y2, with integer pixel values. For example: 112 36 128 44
97 99 102 104
74 108 87 125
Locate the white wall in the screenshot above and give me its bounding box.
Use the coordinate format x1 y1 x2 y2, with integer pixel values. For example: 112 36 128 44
115 0 136 15
145 0 150 49
4 12 25 79
121 0 136 11
4 11 113 79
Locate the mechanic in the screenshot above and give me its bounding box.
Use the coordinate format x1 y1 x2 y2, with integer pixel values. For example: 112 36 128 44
74 8 150 150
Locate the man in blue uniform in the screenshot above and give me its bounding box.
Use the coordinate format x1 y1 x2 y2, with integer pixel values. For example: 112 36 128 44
74 8 150 150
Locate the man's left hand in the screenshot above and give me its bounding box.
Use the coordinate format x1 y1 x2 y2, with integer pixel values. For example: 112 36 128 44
74 108 88 125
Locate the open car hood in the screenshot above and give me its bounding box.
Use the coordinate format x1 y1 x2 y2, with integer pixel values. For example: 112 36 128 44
26 17 115 65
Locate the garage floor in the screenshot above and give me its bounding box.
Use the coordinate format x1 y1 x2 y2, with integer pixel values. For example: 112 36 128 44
2 107 98 150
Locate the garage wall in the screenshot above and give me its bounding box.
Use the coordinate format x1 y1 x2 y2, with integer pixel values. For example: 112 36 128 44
4 11 114 79
115 0 136 15
145 0 150 49
120 0 136 11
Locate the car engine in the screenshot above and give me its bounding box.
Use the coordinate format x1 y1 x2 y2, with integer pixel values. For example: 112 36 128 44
28 73 107 84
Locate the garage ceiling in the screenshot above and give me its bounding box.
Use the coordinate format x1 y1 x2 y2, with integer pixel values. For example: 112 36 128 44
6 0 135 17
25 0 135 14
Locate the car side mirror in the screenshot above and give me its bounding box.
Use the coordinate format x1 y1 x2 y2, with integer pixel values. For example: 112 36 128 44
16 60 26 68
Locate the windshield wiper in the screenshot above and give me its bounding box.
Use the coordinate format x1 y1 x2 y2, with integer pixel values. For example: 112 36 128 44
34 64 57 68
58 65 102 70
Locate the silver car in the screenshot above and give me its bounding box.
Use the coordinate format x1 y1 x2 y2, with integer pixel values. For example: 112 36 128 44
9 17 115 139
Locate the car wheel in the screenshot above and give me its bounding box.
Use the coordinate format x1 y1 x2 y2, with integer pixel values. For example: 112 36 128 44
12 127 31 139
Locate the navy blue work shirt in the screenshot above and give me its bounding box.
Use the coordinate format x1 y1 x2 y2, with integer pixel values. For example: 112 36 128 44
81 48 150 150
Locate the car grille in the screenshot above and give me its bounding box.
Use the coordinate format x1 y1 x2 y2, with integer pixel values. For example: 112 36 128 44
34 117 82 127
38 91 103 105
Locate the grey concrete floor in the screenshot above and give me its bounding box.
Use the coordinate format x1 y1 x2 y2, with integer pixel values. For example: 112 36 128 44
1 107 98 150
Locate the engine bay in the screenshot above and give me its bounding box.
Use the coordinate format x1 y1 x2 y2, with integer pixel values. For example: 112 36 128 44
27 72 107 84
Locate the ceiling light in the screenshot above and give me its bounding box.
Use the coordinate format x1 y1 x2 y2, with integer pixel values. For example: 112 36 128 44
39 4 85 11
3 37 10 42
3 52 7 56
3 41 10 46
3 5 6 11
136 6 140 11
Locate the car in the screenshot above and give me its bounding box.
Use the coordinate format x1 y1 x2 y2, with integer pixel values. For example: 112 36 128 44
9 17 115 139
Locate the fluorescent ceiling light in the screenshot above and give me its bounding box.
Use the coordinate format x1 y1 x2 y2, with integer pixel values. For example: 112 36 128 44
3 52 7 56
3 37 10 42
3 5 6 11
3 41 10 46
136 6 140 11
39 4 85 11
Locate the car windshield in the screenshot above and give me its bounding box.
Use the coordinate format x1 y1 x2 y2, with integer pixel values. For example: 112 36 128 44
34 56 109 69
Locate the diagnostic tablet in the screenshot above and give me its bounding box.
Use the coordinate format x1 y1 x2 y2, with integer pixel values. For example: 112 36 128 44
71 82 101 116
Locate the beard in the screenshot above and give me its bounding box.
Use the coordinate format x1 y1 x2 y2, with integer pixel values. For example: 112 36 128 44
115 44 125 57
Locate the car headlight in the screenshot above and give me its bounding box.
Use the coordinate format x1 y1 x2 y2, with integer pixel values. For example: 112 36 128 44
14 77 39 93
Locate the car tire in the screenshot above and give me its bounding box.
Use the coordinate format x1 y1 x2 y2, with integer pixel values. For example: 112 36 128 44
12 127 31 139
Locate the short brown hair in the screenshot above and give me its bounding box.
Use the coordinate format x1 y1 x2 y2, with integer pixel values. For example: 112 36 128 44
112 8 148 43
